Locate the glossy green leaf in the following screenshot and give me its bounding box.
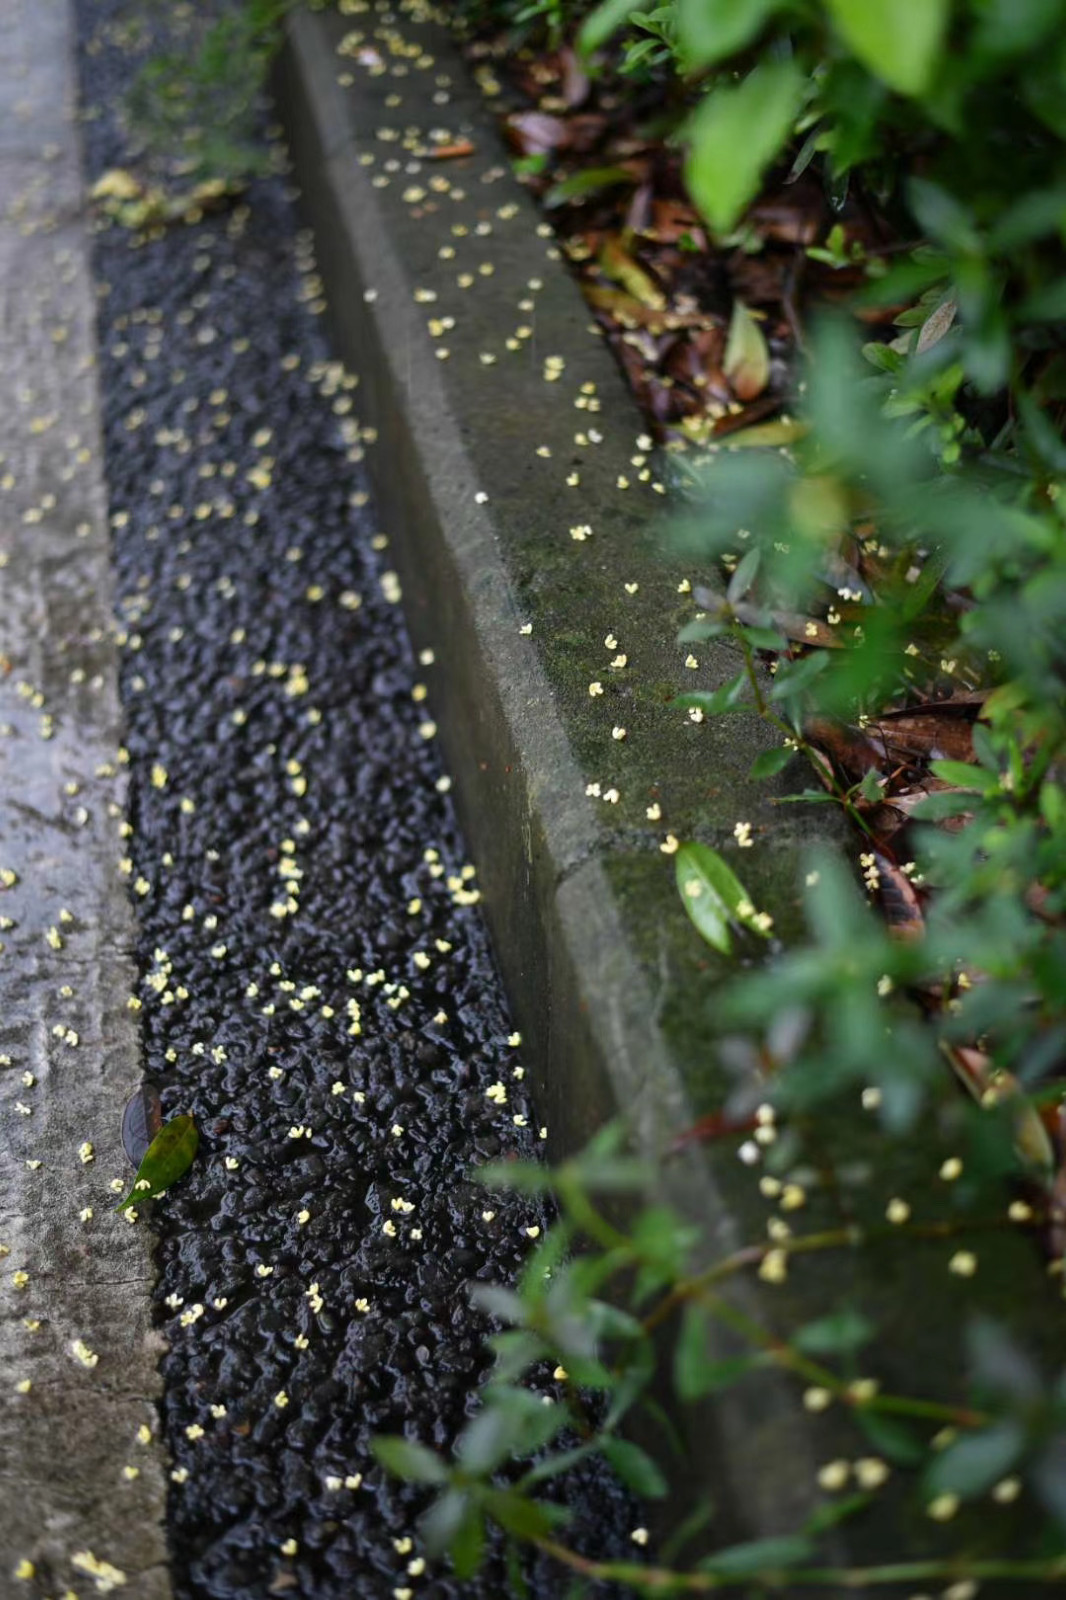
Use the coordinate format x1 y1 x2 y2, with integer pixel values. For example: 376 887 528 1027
825 0 949 95
749 745 795 779
675 842 751 954
115 1112 198 1211
676 0 779 70
929 760 999 794
684 61 804 234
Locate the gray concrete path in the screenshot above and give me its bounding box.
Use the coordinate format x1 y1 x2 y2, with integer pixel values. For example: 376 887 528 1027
0 0 171 1592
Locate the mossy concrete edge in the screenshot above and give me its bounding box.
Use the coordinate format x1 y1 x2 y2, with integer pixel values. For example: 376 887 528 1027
273 10 842 1558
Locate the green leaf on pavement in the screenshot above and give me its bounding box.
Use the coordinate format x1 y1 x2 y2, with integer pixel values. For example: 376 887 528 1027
115 1112 198 1211
749 745 795 779
675 842 753 955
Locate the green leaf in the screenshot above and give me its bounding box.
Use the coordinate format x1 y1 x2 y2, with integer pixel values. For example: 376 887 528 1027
675 1302 756 1399
115 1112 198 1211
520 1443 599 1489
601 1436 669 1499
675 842 752 955
771 789 839 804
544 167 635 209
484 1489 571 1541
450 1505 486 1580
1019 279 1066 323
372 1436 449 1484
907 178 980 253
672 674 752 716
458 1390 562 1474
749 745 795 779
471 1285 528 1325
579 0 640 54
421 1488 470 1556
727 546 761 604
803 1493 871 1535
489 1329 544 1384
769 649 830 703
854 1408 927 1466
683 61 805 234
825 0 949 95
676 0 779 70
926 1419 1026 1501
929 760 999 794
473 1161 553 1193
792 1310 875 1356
909 789 978 821
699 1535 814 1577
678 617 727 643
735 625 789 651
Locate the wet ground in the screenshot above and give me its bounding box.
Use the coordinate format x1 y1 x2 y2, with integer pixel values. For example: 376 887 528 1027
73 2 632 1595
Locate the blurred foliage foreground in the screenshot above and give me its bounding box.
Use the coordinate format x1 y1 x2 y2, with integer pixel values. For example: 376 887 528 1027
375 1 1066 1592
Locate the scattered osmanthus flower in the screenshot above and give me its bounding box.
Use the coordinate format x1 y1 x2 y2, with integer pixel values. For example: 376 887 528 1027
758 1247 788 1283
70 1338 99 1369
803 1386 832 1412
817 1459 850 1491
992 1476 1022 1503
854 1457 890 1489
71 1551 127 1592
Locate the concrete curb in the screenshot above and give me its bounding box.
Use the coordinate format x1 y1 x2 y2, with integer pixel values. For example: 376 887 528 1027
0 2 171 1595
276 3 1066 1578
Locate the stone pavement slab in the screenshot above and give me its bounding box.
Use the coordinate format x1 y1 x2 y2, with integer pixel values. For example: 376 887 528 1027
0 2 171 1594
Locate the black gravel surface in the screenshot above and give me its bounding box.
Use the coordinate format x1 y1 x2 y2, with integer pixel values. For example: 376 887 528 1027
75 4 634 1595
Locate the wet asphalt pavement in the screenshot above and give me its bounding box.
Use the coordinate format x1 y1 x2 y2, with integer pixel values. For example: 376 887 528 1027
74 3 632 1595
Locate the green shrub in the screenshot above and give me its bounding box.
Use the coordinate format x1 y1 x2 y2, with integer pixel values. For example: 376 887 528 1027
376 1 1066 1591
